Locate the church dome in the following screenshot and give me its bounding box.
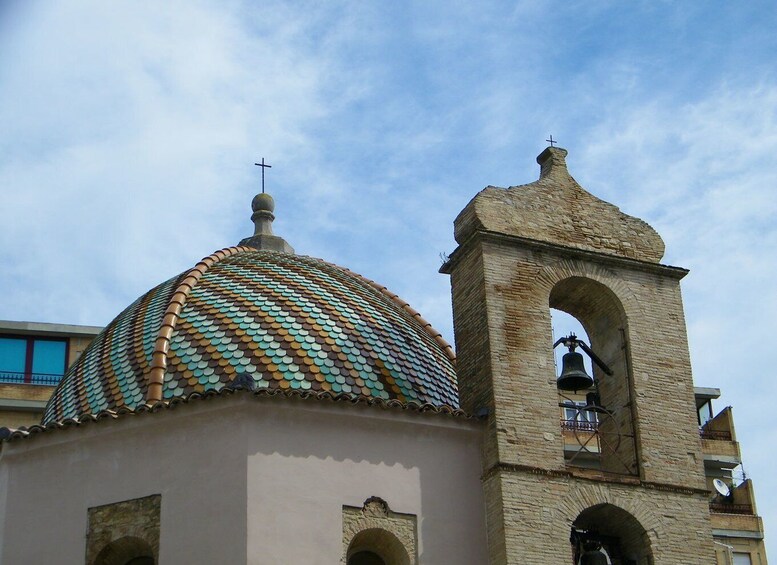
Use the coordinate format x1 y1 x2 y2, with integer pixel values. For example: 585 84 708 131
42 248 458 425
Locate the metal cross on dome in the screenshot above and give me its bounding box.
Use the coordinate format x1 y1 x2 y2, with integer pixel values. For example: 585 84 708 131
254 158 272 194
546 135 557 147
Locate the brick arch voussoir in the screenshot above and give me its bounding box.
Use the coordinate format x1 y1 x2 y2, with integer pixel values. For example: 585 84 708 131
555 484 661 546
535 258 646 320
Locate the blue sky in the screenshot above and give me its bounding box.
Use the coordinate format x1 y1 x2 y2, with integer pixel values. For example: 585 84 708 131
1 0 776 556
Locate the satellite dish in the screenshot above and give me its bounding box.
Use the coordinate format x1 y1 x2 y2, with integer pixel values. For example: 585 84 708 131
713 479 731 498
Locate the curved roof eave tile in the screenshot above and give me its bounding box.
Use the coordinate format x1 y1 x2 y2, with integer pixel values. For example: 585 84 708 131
1 387 475 444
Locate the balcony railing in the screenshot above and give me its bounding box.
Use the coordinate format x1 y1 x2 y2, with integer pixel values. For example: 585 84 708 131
561 419 599 432
699 428 733 441
709 502 753 515
0 371 63 386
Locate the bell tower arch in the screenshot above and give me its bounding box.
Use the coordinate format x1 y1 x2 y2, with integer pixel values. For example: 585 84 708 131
550 275 638 475
442 147 715 563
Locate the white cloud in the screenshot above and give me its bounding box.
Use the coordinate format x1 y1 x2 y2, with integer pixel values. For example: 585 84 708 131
0 0 354 324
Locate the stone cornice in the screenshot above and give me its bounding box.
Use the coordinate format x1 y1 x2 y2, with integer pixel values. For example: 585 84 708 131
482 462 709 497
441 230 689 280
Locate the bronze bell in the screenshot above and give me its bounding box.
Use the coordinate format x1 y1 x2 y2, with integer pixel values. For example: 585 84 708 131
579 548 609 565
557 350 594 391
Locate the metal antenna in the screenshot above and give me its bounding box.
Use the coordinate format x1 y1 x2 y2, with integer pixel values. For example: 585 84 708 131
254 158 272 193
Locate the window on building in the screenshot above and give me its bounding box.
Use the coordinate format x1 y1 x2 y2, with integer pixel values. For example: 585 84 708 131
563 400 599 431
697 399 714 427
732 553 752 565
0 336 68 385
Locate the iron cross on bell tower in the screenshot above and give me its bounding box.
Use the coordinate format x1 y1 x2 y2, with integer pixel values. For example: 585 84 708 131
254 158 272 193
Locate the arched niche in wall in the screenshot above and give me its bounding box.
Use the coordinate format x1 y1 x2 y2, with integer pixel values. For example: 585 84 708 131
347 529 409 565
550 276 638 475
93 536 155 565
85 495 161 565
342 497 416 565
571 503 653 565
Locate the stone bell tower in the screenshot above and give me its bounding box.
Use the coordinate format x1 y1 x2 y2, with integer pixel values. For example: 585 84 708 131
442 147 716 564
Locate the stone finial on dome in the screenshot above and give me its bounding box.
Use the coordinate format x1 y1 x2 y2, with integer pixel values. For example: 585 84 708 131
251 192 277 235
239 162 294 253
253 192 275 213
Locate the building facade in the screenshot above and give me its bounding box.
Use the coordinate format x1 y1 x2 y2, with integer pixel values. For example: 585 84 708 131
0 320 101 428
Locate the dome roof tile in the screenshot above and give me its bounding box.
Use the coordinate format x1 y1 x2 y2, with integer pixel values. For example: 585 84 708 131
43 250 458 424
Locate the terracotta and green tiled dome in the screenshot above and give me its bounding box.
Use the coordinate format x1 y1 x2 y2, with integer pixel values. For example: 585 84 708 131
42 248 458 425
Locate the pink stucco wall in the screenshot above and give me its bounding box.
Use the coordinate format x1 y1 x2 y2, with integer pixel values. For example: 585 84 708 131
0 395 487 564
